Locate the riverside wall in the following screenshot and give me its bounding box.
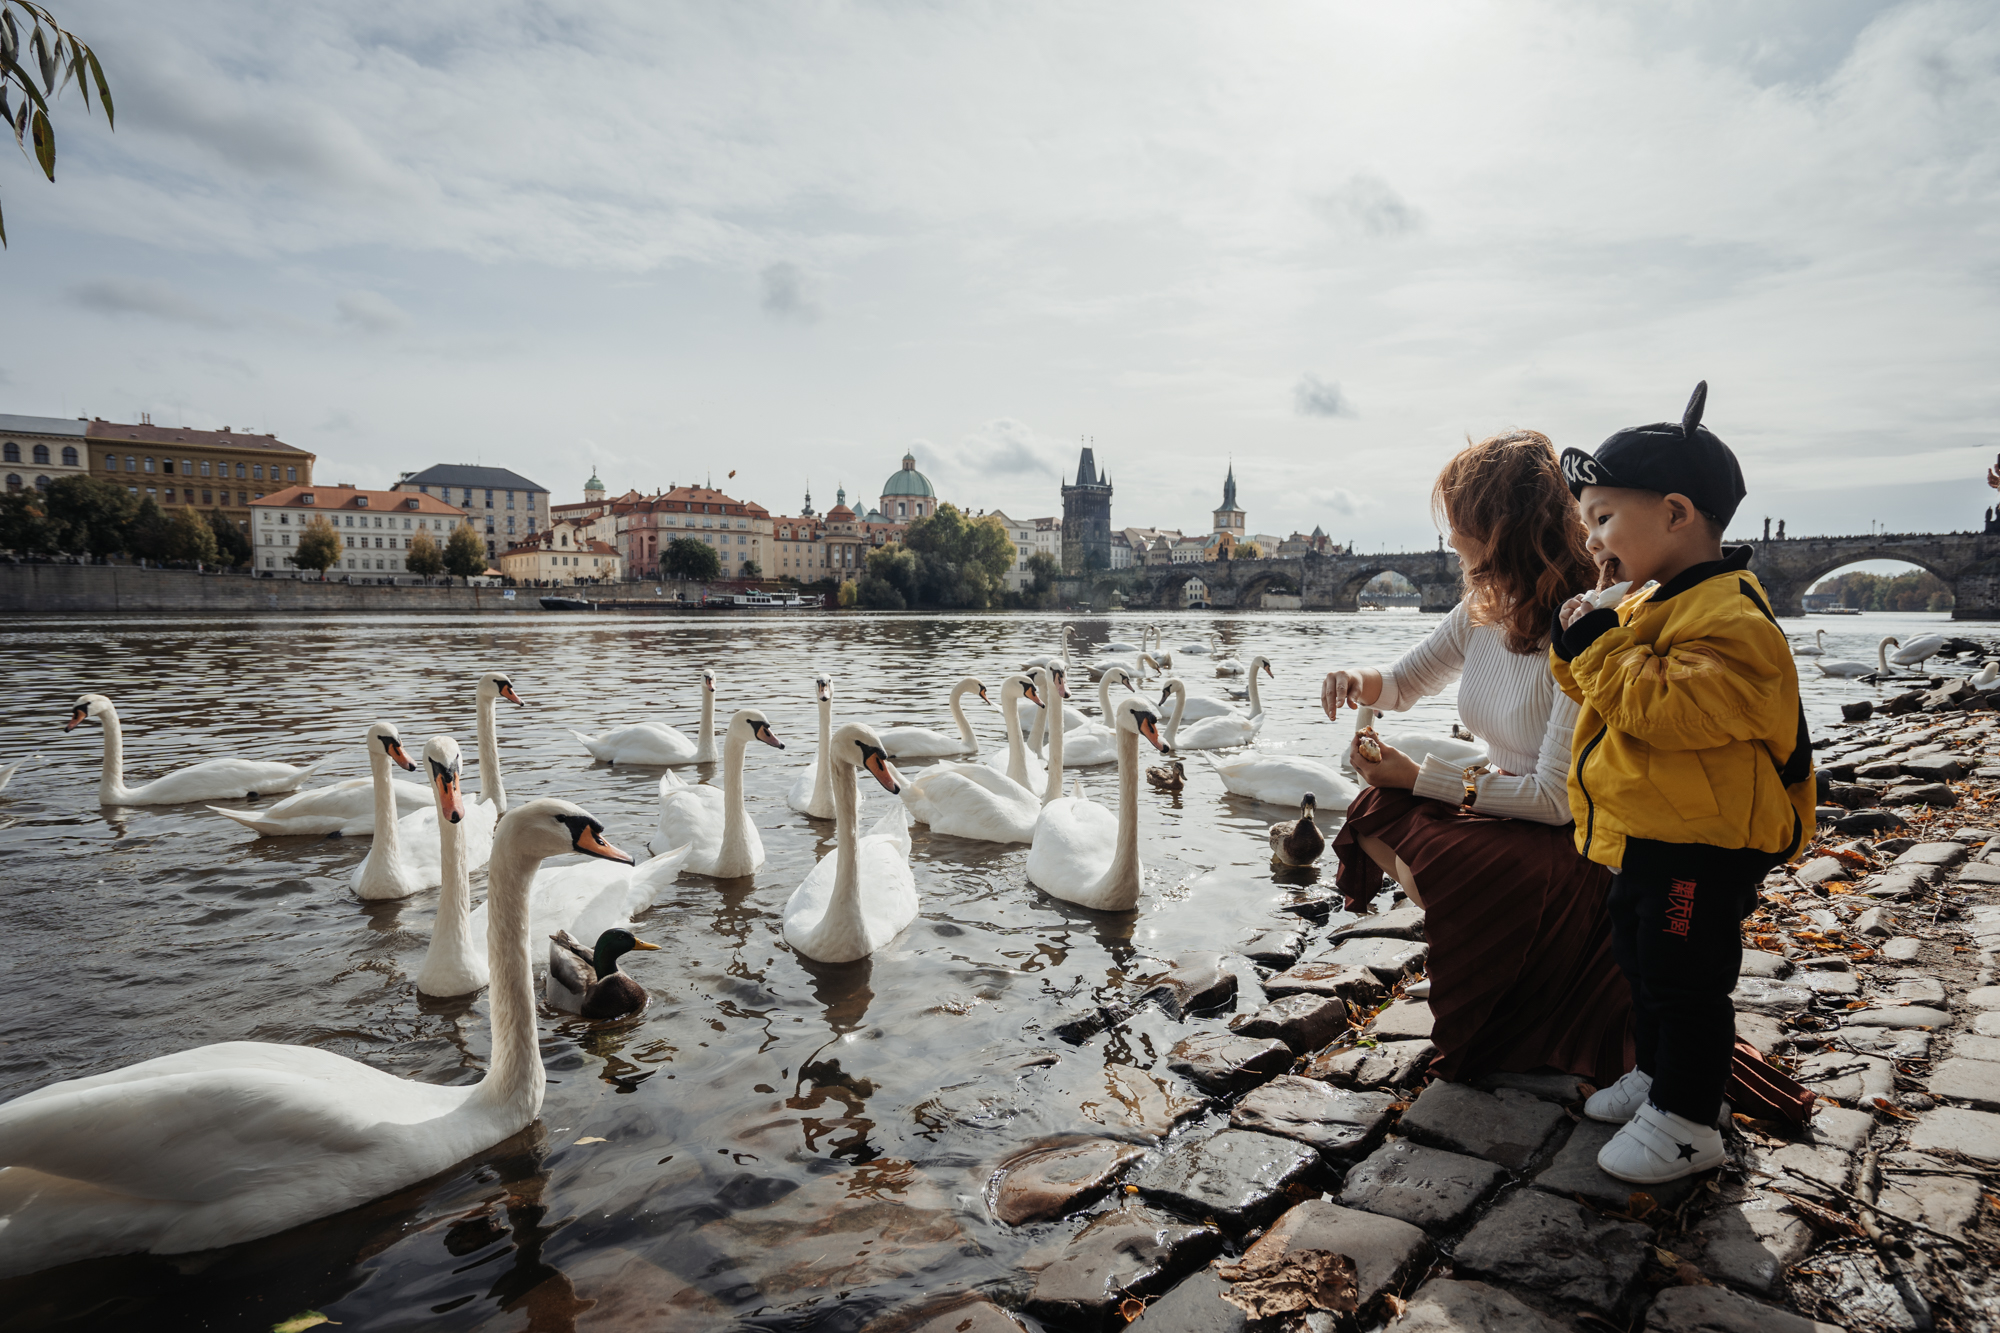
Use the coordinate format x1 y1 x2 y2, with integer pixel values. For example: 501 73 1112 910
0 563 640 614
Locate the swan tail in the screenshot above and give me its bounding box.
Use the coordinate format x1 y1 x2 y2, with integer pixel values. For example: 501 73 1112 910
864 804 913 853
629 843 694 907
658 769 689 797
293 753 341 781
569 729 614 761
207 804 279 835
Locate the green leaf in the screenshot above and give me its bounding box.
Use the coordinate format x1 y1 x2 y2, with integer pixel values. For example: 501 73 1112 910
271 1313 338 1333
31 26 54 95
31 105 52 180
0 192 8 249
86 47 110 127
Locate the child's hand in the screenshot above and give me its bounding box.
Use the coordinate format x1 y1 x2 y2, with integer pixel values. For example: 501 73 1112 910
1559 593 1594 630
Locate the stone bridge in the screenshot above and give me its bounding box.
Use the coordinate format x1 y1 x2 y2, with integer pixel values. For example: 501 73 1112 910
1061 530 2000 618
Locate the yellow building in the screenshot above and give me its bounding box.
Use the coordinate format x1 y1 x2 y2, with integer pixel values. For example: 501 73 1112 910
499 518 622 585
87 417 316 538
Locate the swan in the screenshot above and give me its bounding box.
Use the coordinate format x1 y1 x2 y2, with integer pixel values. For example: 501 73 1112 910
1084 650 1159 684
901 757 1042 844
1203 750 1357 811
1973 659 2000 690
880 676 990 760
1344 705 1490 770
1889 633 1949 668
65 694 333 806
1026 696 1170 911
350 722 497 901
1215 650 1246 678
0 797 632 1279
415 735 485 997
547 928 661 1019
1175 634 1212 657
1019 625 1075 678
783 723 917 963
788 674 862 818
1269 794 1325 867
208 723 431 838
1151 675 1235 724
1816 638 1896 679
570 667 718 765
1793 629 1827 657
1154 677 1188 749
657 709 784 877
1053 667 1140 767
472 671 525 810
984 674 1049 790
0 758 23 794
1171 656 1271 751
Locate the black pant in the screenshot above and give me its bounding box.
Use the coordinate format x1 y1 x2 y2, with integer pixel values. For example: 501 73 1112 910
1608 841 1762 1124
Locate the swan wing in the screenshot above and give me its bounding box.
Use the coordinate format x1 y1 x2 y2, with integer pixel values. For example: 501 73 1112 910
657 779 725 864
1059 727 1120 767
573 723 695 764
1206 754 1358 808
878 727 968 759
901 768 1038 843
122 757 327 805
1025 795 1117 893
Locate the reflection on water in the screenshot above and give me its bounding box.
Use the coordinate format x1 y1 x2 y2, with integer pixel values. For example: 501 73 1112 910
0 608 1966 1329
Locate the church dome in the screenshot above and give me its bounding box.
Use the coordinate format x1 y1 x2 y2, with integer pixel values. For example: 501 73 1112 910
881 451 935 498
585 470 604 492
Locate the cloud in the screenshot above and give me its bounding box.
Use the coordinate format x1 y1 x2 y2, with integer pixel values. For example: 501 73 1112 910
70 278 233 328
1314 174 1423 237
1306 486 1365 518
760 263 819 321
336 290 408 334
1294 374 1355 418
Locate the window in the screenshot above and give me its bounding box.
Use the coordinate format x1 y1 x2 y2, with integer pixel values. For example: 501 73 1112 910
3 474 17 490
253 464 263 479
126 456 136 471
344 536 353 548
31 444 49 465
235 463 245 478
63 446 78 467
280 513 290 525
484 489 493 508
373 516 382 528
1 443 15 463
506 491 515 509
286 467 296 481
402 518 411 529
199 460 210 477
203 490 213 505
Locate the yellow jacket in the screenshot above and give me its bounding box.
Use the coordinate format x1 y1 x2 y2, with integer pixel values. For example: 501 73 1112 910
1550 548 1815 872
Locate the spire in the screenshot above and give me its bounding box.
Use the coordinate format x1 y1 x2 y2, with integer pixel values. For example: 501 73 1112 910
1221 461 1238 511
1075 446 1098 487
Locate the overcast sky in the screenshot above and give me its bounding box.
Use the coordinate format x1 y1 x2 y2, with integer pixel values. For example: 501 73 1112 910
5 0 1996 550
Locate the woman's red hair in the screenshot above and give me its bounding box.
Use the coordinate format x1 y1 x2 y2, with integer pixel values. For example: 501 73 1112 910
1432 429 1593 655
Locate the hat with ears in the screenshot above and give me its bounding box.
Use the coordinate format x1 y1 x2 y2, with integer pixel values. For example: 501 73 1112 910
1559 381 1747 526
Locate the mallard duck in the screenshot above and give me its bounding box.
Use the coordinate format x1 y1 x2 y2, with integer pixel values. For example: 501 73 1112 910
1147 758 1185 792
547 927 662 1019
1269 793 1324 867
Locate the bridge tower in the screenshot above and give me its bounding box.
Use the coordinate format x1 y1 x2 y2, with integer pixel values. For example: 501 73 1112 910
1212 462 1246 540
1061 445 1113 573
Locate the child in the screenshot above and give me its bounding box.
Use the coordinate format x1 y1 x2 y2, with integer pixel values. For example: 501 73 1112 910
1551 382 1815 1185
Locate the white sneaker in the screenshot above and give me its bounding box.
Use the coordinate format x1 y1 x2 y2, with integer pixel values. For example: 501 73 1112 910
1597 1102 1725 1184
1584 1069 1654 1123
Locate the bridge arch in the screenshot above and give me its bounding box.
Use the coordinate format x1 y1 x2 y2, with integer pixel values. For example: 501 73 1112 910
1749 538 1984 617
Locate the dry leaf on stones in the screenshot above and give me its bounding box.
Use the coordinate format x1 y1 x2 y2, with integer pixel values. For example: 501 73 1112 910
1216 1249 1359 1318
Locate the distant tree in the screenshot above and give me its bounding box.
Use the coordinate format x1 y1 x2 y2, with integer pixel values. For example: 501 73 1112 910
1026 551 1060 596
1239 540 1263 560
41 474 133 558
859 544 917 610
739 559 761 579
0 488 52 550
662 536 721 582
293 516 342 577
863 505 1020 610
836 578 859 609
405 528 444 578
165 506 218 565
442 524 488 581
124 497 170 562
1 1 114 248
204 508 250 567
1812 568 1953 613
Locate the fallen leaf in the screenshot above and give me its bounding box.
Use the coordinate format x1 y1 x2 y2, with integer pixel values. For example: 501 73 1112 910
1216 1250 1359 1318
1653 1246 1678 1266
575 1136 606 1144
1775 1190 1865 1238
1629 1194 1659 1220
1872 1097 1920 1121
1384 1294 1409 1318
1117 1296 1146 1323
1826 884 1856 895
1675 1262 1708 1286
273 1315 338 1333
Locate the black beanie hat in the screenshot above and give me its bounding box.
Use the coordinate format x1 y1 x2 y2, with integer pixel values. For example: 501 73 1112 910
1559 381 1747 527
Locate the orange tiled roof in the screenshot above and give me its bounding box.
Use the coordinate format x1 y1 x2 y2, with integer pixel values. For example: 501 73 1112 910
251 484 465 516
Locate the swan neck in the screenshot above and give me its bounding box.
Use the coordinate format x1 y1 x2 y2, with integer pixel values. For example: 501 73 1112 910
478 694 506 812
1042 695 1065 804
419 778 476 990
1163 684 1186 747
828 757 863 917
1247 666 1263 716
1003 690 1029 786
370 744 403 869
1027 690 1048 757
948 681 976 752
720 728 751 855
810 695 833 806
1102 729 1143 902
696 684 716 760
97 708 127 801
471 820 545 1119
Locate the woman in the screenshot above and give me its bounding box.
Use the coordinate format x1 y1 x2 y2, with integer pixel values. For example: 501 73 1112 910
1322 429 1632 1085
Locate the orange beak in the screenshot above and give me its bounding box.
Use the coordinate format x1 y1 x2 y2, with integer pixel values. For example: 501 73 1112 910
433 764 465 824
575 824 635 864
1137 713 1167 752
500 684 525 706
861 748 899 794
1262 660 1275 679
1023 683 1043 707
64 707 86 732
387 740 418 772
977 685 991 705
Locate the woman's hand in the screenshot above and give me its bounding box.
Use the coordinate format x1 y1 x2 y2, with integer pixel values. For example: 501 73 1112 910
1350 736 1418 790
1320 668 1381 721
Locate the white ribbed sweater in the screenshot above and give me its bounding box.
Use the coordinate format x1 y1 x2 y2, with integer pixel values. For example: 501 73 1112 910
1375 601 1577 826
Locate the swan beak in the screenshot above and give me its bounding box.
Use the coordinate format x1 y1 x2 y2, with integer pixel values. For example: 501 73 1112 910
977 685 991 705
1023 683 1044 707
860 745 900 794
751 720 785 750
386 739 418 771
630 938 662 951
817 683 831 703
499 684 526 706
64 706 86 732
1056 672 1071 699
575 824 635 864
1137 713 1167 752
432 762 464 823
1261 660 1275 679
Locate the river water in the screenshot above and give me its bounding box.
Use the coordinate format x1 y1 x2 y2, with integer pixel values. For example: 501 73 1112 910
0 608 1974 1330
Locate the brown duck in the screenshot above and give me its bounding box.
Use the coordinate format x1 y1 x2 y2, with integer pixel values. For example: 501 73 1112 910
547 928 661 1019
1268 793 1324 867
1147 758 1185 793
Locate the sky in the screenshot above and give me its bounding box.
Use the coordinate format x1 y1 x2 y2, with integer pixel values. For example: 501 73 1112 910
4 0 1997 554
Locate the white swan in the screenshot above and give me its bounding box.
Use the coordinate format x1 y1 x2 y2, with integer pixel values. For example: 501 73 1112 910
1973 659 2000 690
984 674 1049 790
208 723 431 838
1150 674 1234 724
0 797 631 1279
1054 668 1140 768
1889 633 1949 668
472 671 524 810
657 709 784 877
1215 650 1246 678
1175 633 1212 656
880 676 989 759
1171 656 1271 751
1204 750 1358 810
1793 628 1827 657
783 724 917 963
414 735 485 998
571 667 718 765
1816 638 1896 679
788 673 861 818
65 694 333 806
1019 625 1075 678
351 722 496 901
901 756 1041 844
1026 696 1170 911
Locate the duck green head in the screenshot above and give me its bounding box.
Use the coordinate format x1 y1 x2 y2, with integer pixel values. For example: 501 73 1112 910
593 928 661 976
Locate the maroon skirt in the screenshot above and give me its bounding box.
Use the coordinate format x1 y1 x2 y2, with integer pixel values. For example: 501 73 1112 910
1332 787 1634 1086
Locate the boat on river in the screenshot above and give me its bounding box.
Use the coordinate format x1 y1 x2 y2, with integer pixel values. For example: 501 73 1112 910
539 595 597 611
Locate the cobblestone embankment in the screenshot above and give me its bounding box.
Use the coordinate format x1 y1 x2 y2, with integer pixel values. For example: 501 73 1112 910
879 703 2000 1333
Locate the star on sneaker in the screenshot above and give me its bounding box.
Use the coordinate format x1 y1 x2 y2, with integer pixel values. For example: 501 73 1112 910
1597 1102 1724 1184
